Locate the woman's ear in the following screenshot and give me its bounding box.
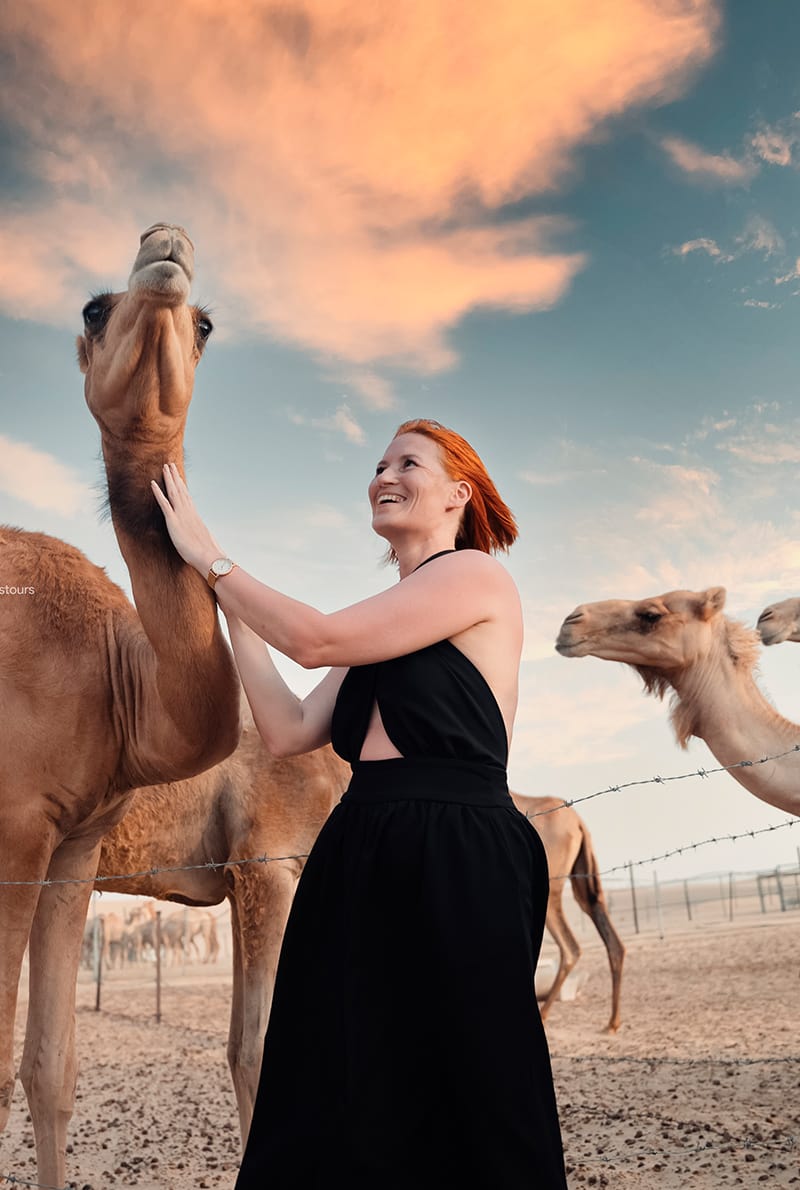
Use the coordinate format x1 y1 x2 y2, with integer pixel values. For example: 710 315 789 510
450 479 472 509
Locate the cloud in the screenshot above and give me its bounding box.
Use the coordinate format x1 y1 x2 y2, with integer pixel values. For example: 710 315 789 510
0 435 93 515
290 401 366 444
743 299 779 310
660 134 756 184
735 215 783 257
0 0 719 373
674 237 731 260
750 117 800 167
751 128 794 166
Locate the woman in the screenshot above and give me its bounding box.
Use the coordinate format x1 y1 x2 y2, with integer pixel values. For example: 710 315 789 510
152 418 567 1189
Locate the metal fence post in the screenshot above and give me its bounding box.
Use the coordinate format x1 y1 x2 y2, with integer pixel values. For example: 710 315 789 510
628 862 639 934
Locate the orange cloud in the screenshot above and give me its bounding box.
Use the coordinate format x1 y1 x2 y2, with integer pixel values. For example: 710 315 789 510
0 0 719 377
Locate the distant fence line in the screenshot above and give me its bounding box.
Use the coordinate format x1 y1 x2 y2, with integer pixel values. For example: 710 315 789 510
0 743 797 890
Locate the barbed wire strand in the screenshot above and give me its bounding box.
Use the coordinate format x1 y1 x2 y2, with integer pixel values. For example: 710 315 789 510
525 742 800 819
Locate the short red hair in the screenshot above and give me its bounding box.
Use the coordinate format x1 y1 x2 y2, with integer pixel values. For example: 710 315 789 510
393 418 518 555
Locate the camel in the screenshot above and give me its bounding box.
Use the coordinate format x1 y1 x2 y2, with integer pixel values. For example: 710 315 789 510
757 597 800 645
93 716 349 1140
512 794 625 1033
556 587 800 817
0 224 241 1188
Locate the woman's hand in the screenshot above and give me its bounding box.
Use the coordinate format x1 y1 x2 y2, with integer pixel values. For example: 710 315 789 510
150 462 223 574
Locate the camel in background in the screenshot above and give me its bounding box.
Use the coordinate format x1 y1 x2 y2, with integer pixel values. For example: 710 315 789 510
757 597 800 645
513 794 625 1033
0 225 241 1188
556 587 800 817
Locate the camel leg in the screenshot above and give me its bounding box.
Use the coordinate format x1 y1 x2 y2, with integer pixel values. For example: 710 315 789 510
0 817 56 1139
226 863 298 1145
538 880 580 1021
583 899 626 1034
20 838 100 1188
569 837 627 1034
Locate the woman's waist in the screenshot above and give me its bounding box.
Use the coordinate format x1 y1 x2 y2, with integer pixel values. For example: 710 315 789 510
340 756 510 807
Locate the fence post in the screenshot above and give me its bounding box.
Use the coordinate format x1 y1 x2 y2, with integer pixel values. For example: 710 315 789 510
93 914 104 1012
155 910 162 1024
653 870 664 940
683 879 693 922
728 871 735 922
628 862 639 934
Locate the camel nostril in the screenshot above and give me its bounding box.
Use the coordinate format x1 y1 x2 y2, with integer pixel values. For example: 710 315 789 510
563 611 584 626
756 611 772 624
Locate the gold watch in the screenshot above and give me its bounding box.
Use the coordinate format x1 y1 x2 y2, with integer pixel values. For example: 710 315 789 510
207 557 237 590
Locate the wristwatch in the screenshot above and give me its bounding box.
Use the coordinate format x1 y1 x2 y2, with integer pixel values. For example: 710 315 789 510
207 557 238 590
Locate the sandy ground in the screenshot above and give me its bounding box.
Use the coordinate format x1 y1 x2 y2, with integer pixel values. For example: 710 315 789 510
2 914 798 1189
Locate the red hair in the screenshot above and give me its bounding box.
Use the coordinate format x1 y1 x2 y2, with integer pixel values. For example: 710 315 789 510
392 418 518 555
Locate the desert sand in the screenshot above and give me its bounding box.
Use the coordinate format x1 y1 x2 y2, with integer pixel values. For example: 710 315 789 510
3 913 798 1189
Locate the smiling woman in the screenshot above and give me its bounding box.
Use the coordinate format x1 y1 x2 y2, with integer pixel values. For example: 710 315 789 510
151 417 567 1188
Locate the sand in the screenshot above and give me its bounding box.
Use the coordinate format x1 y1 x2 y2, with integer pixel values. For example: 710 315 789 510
3 914 798 1189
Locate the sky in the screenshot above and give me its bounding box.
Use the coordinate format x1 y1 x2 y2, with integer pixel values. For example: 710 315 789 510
1 0 800 887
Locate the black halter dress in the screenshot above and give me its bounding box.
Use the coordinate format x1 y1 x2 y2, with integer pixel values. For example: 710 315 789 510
235 564 567 1189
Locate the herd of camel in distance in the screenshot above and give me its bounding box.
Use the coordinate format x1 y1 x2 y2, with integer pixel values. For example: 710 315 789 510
2 224 799 1188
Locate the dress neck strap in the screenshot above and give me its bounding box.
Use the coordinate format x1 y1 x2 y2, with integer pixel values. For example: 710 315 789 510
413 549 457 573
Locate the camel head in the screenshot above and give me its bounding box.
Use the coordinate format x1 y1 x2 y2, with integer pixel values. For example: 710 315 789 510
77 224 213 441
555 588 729 671
756 597 800 646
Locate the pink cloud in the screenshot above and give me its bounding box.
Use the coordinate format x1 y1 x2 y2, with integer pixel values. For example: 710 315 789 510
661 135 756 184
0 0 720 375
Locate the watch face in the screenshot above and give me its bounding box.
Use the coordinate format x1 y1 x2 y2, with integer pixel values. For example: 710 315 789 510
212 558 233 577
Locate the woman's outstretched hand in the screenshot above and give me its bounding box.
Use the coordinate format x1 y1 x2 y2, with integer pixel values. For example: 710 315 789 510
150 462 223 574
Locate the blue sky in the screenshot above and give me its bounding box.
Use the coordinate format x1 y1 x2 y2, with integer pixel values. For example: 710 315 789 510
1 0 799 884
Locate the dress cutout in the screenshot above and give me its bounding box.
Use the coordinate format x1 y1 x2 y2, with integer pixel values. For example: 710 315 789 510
236 558 568 1189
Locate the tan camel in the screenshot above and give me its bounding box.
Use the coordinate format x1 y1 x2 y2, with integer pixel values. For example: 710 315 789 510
0 224 241 1188
556 587 800 817
94 716 348 1140
757 597 800 645
512 794 625 1033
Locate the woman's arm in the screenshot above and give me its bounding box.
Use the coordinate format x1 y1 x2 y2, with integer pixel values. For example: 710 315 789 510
215 550 514 668
226 613 346 757
151 461 517 667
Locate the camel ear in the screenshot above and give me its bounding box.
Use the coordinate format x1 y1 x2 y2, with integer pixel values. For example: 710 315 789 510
699 587 726 619
76 335 89 374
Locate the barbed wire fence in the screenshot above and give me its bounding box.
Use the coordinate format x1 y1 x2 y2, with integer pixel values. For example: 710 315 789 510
2 744 799 1190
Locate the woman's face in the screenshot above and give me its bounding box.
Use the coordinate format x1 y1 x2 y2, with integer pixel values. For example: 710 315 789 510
369 432 456 540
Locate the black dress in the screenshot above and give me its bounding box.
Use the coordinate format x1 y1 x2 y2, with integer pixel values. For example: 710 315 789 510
236 603 568 1187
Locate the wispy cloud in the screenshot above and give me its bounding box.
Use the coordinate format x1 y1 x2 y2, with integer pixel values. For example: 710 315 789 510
735 215 783 257
0 435 92 515
0 0 719 373
750 115 800 167
673 237 732 260
660 134 756 184
289 401 366 445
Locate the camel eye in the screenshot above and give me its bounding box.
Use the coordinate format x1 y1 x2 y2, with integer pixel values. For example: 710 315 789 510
638 610 662 627
197 315 213 341
82 297 111 332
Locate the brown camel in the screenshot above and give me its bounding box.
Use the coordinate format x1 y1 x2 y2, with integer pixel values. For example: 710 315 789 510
512 794 625 1033
0 224 241 1188
556 587 800 817
94 716 348 1140
757 597 800 645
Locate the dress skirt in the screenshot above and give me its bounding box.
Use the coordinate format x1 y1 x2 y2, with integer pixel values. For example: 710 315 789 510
235 757 568 1189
